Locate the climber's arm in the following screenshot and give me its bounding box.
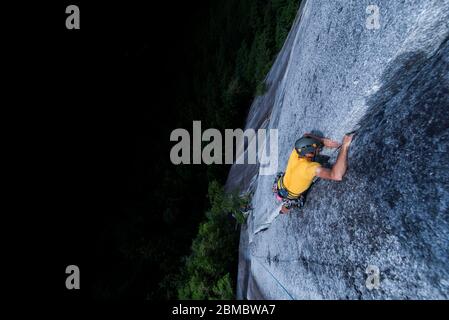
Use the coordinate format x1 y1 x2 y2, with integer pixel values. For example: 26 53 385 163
315 134 353 181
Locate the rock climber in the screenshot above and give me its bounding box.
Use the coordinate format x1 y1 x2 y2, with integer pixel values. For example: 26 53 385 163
273 132 354 214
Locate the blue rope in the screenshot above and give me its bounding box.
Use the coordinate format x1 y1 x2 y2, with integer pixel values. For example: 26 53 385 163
253 257 295 300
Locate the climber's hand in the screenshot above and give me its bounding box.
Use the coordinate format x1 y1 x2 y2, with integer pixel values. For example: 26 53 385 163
342 134 354 148
322 138 341 148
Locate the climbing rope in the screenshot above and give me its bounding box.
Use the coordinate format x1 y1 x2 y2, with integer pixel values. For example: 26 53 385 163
250 247 366 300
251 250 363 270
252 256 296 300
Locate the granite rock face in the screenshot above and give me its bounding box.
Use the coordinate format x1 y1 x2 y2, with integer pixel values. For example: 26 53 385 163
230 0 449 299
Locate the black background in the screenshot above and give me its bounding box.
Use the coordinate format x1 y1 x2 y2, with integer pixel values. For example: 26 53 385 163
14 1 210 299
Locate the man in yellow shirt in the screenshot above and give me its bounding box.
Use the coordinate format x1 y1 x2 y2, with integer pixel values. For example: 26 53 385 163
274 132 354 214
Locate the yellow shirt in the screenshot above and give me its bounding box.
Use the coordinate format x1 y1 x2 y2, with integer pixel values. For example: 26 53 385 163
282 149 321 196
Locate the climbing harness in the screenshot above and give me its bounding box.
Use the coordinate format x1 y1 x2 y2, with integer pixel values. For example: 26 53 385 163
272 172 305 211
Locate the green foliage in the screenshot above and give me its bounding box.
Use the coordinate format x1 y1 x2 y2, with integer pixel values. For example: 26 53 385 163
274 0 300 51
212 273 234 300
252 31 272 95
177 181 247 300
232 192 252 225
232 211 247 225
191 0 301 129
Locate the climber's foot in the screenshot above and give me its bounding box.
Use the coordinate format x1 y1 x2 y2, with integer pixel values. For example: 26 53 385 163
279 205 290 214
